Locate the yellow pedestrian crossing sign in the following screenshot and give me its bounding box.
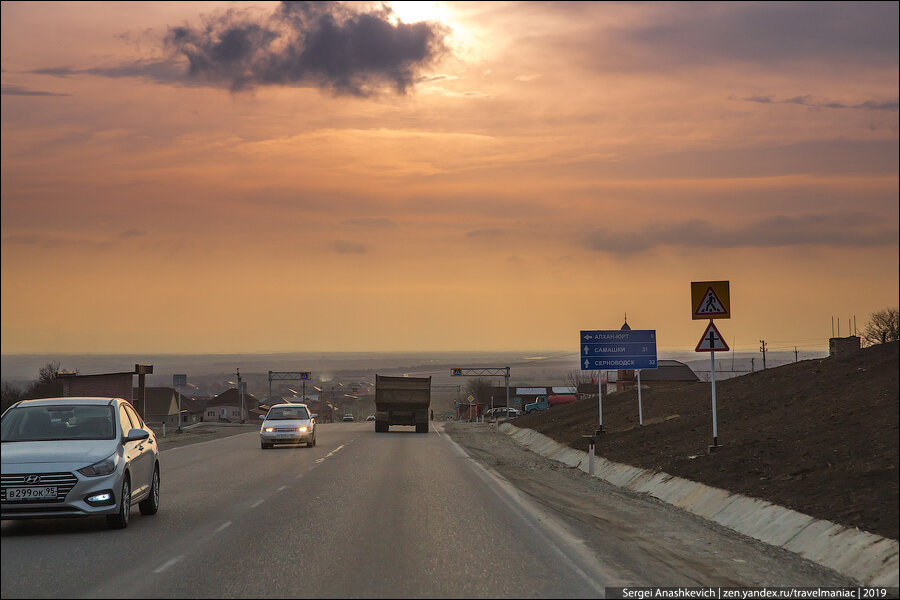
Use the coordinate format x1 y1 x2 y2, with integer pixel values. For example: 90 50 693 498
691 281 730 319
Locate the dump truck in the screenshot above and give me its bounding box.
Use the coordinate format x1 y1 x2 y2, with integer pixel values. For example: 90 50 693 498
375 375 431 433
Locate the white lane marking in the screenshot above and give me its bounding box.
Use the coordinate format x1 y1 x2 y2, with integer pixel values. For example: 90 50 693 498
326 444 346 458
277 486 287 491
250 499 264 508
295 473 304 479
215 521 232 533
434 426 442 437
314 443 347 464
153 555 183 574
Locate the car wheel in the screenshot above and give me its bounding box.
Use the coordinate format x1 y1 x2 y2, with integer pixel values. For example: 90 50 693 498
107 476 130 529
139 464 160 516
261 442 272 449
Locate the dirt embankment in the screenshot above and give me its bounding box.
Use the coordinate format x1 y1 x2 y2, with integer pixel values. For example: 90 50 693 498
515 341 899 540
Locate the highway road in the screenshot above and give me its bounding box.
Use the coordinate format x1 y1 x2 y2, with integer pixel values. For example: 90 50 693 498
1 422 851 598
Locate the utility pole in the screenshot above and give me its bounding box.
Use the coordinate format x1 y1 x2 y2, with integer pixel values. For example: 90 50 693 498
237 368 245 423
750 357 755 373
759 340 767 370
794 347 799 362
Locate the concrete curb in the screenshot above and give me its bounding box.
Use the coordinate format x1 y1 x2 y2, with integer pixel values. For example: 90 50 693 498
499 423 899 587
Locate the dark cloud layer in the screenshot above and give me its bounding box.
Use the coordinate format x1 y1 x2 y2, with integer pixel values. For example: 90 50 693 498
332 240 367 254
165 1 449 95
741 94 899 112
584 213 899 255
1 84 70 97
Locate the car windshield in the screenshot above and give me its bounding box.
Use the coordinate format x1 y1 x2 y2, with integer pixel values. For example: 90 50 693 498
1 404 116 442
266 406 309 420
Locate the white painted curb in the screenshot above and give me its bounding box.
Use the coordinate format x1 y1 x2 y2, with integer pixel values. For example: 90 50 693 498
499 423 899 587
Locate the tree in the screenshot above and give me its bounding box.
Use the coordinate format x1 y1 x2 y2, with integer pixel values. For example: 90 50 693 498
862 307 899 346
463 378 493 402
1 362 67 412
1 381 25 413
565 369 598 388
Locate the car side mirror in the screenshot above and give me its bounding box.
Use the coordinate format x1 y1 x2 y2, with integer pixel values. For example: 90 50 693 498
259 415 266 420
125 428 150 442
311 414 318 419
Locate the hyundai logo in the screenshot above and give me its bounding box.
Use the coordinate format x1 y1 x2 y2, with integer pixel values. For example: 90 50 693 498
24 475 41 484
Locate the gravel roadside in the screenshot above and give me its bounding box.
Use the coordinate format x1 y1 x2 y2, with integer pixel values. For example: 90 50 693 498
441 421 857 587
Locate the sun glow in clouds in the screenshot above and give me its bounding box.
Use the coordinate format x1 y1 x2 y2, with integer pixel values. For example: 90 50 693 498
388 1 448 24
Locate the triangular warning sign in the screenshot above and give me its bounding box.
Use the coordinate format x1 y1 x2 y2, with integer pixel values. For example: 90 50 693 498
694 286 728 317
696 321 729 352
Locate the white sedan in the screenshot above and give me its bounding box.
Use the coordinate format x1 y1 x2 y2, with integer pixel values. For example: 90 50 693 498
259 404 317 449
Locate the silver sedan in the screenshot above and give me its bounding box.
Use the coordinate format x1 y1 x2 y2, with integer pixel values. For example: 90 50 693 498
1 397 160 529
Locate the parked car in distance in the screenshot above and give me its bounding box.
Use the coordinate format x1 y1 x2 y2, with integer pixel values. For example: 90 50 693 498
484 407 521 421
342 414 355 422
260 403 316 449
1 397 160 529
365 415 375 422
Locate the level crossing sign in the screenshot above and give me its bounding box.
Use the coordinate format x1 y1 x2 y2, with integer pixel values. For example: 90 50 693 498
695 321 729 352
691 281 730 319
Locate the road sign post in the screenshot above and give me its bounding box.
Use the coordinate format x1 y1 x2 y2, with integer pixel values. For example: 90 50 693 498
637 369 643 426
173 374 187 432
696 319 729 451
581 329 658 435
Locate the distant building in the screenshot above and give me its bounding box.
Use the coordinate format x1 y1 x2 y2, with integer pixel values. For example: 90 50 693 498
617 317 636 391
829 336 861 356
133 387 197 428
204 387 258 422
634 360 700 387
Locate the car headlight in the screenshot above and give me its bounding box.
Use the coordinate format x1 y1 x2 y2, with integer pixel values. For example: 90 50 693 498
78 453 119 477
264 427 274 433
298 426 308 432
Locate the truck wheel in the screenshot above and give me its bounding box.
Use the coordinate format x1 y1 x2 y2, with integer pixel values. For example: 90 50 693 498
416 422 428 433
375 421 387 433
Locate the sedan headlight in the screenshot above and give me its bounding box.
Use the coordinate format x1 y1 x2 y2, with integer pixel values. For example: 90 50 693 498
298 426 308 433
78 453 119 477
264 427 274 433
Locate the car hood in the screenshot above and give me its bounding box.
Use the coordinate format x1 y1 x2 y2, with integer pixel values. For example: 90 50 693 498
0 440 116 465
262 419 312 428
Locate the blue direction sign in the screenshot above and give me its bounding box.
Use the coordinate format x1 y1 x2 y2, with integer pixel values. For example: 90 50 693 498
580 330 658 370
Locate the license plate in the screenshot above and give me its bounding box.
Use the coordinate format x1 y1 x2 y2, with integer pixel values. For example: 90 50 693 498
6 486 58 501
277 433 295 438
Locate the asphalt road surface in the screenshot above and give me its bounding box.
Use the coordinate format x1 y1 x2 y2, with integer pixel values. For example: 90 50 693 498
1 422 850 598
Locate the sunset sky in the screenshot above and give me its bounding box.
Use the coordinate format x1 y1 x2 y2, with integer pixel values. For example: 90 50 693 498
2 1 898 355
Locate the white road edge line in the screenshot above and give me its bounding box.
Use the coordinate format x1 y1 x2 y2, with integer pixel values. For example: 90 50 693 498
439 428 614 593
153 555 183 574
250 499 264 508
215 521 232 533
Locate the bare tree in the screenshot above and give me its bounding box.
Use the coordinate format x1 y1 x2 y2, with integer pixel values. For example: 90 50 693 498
463 378 493 402
565 369 598 388
1 361 67 412
1 381 25 413
862 307 899 346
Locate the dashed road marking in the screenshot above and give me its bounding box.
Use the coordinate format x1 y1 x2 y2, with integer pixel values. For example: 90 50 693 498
154 555 183 574
250 499 264 508
277 486 287 491
215 521 232 533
